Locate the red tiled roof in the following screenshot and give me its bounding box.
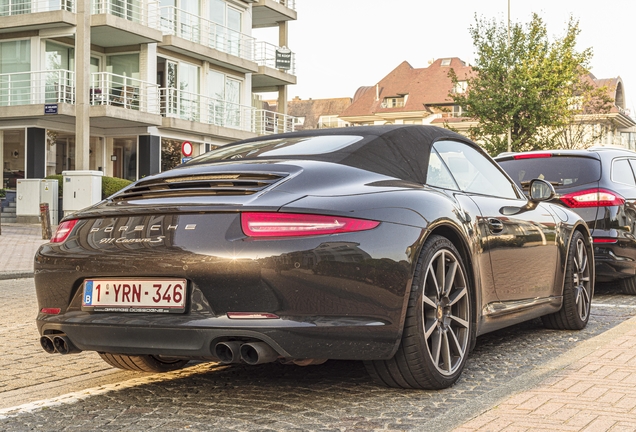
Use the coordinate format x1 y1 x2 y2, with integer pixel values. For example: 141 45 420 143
340 58 474 117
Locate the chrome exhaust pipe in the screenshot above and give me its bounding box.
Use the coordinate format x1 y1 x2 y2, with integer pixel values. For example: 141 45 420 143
240 342 279 365
214 341 242 364
40 336 57 354
52 335 82 355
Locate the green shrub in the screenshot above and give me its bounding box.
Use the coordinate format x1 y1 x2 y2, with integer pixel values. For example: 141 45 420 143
0 189 5 198
102 176 132 199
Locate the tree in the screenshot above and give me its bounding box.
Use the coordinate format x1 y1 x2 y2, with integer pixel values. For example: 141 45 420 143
449 13 595 156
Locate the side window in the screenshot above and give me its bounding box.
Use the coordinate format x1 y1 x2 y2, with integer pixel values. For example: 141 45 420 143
614 159 636 186
427 148 459 190
433 140 518 199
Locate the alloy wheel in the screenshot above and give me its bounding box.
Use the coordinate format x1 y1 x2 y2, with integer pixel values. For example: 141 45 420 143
421 249 470 376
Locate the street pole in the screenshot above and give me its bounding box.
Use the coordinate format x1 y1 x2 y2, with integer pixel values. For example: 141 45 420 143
507 0 512 153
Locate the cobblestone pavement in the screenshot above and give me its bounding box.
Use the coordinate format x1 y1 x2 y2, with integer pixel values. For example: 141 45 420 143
0 224 48 278
1 280 636 431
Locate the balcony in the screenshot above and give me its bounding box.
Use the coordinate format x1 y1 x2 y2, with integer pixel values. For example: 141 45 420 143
159 87 296 136
90 72 162 127
0 70 75 122
91 0 163 47
252 0 296 28
252 41 296 91
0 0 76 33
159 6 257 73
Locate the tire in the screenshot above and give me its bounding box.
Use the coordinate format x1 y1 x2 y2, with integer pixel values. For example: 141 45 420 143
619 276 636 295
98 353 190 372
542 231 593 330
365 235 472 389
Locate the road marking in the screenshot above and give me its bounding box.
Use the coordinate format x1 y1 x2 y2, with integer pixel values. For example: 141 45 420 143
593 303 636 309
0 362 226 419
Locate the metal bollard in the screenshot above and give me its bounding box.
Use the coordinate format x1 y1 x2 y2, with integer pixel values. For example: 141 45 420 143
40 203 52 240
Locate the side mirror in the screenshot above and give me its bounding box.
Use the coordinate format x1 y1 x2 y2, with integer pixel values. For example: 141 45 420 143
528 179 555 202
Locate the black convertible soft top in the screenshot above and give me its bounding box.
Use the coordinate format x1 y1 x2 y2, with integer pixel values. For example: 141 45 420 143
187 125 474 185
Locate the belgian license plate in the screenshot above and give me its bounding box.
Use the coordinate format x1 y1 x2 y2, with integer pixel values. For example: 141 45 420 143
82 279 187 313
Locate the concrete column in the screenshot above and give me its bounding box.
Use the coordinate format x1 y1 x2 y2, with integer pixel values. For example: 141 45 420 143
105 137 114 177
138 135 161 178
75 0 91 170
277 84 287 115
277 21 289 116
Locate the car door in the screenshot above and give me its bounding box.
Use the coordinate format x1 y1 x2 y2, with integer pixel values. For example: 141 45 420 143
433 140 559 302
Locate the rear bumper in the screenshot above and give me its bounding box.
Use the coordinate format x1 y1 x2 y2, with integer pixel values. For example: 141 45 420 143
593 242 636 282
37 317 398 360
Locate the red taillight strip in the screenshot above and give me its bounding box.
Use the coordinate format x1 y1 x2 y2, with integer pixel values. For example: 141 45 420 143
513 153 552 159
51 219 79 243
560 188 625 208
40 308 61 315
593 238 618 244
241 212 380 237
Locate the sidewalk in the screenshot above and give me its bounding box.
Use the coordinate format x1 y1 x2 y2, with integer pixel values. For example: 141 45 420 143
454 315 636 432
0 223 49 279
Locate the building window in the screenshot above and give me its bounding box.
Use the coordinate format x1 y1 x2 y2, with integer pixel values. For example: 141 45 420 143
208 69 242 127
0 40 31 106
381 95 407 108
453 80 467 94
318 115 349 129
441 58 451 66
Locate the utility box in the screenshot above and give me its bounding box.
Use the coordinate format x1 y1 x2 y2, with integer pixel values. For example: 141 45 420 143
16 179 59 225
62 170 103 217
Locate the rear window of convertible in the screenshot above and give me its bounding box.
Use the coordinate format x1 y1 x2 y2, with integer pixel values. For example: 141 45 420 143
187 135 363 163
498 156 601 189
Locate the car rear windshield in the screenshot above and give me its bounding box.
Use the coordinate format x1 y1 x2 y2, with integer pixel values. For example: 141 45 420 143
187 135 364 164
498 156 601 189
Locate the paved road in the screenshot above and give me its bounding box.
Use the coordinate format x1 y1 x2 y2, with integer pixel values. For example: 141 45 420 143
1 279 635 431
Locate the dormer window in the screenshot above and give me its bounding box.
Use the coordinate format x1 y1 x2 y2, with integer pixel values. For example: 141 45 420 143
441 59 451 66
453 81 467 94
382 95 407 108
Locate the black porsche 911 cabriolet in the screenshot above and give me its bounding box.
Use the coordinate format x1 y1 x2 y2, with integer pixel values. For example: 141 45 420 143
35 125 593 389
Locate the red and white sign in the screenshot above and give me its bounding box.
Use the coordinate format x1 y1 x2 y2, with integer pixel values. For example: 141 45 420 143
181 141 193 157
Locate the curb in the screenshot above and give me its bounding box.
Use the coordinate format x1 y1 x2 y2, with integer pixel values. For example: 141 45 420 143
0 272 34 280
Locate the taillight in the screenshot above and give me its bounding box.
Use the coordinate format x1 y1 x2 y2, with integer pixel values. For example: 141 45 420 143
241 212 380 237
513 153 552 159
51 219 78 243
40 308 61 315
560 189 625 208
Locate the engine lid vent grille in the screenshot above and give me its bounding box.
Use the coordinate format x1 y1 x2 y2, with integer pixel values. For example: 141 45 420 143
112 173 287 201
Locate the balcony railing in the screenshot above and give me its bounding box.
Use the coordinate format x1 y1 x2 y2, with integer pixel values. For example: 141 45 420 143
254 41 295 74
0 70 74 106
160 6 254 61
91 0 159 27
271 0 295 10
159 87 296 135
91 72 159 114
0 0 74 15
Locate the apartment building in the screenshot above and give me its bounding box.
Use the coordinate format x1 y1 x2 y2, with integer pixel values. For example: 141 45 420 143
0 0 297 188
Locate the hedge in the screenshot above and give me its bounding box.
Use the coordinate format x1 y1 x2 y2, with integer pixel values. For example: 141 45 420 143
45 174 133 200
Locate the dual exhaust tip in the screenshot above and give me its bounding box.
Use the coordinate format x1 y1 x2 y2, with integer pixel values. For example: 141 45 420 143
40 334 81 355
214 341 279 365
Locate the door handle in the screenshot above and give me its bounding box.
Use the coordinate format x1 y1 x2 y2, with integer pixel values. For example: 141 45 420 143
488 218 504 233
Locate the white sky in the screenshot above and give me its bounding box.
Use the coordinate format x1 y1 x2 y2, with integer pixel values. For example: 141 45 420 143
254 0 636 115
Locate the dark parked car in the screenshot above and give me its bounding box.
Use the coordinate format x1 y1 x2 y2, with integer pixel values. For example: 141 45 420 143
497 148 636 294
35 125 593 390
